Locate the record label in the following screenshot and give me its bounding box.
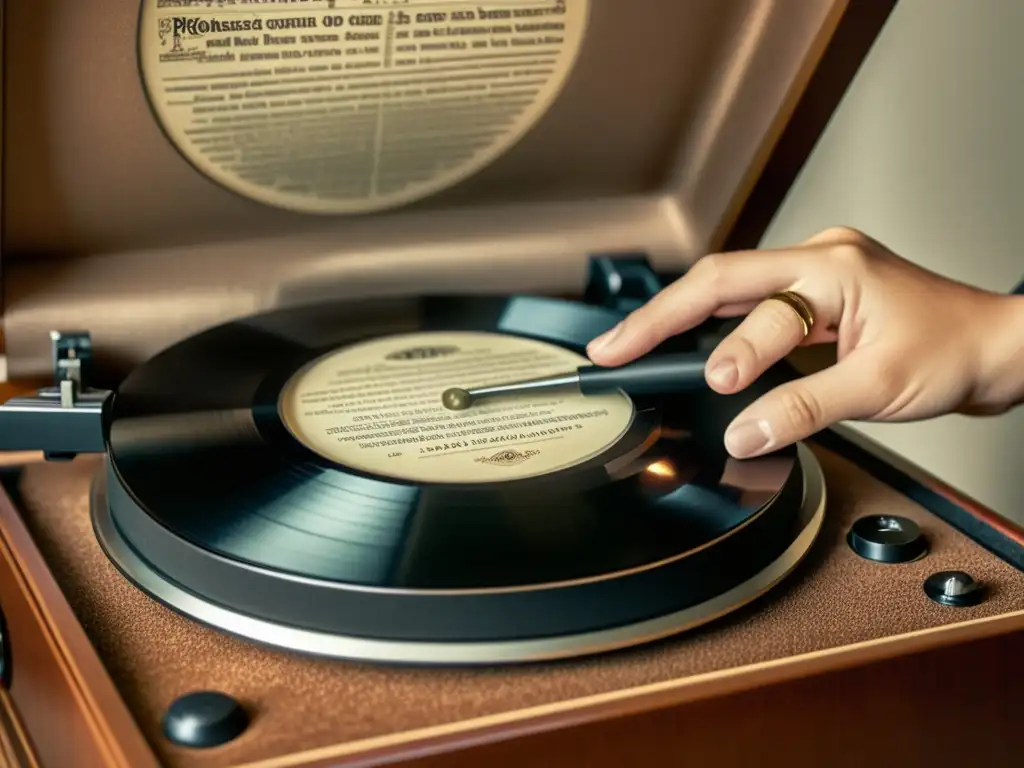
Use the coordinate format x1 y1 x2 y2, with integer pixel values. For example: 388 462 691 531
137 0 590 214
278 331 634 483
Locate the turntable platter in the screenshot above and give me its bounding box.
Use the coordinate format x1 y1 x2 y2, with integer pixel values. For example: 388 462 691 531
94 296 825 663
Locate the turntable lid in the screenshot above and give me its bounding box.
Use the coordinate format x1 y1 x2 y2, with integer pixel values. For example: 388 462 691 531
0 0 887 378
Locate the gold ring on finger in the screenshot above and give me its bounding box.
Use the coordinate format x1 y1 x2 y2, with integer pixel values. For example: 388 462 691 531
765 290 815 338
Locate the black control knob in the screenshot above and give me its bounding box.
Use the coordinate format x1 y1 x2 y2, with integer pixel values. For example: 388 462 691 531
924 571 985 607
847 515 927 564
162 691 249 748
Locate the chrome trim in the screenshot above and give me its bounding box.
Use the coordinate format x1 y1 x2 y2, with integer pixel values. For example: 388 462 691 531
93 444 825 665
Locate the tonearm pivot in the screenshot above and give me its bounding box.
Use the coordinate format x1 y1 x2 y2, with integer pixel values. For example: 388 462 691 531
0 331 111 460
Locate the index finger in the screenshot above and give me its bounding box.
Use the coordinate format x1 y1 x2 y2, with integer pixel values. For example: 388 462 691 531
586 249 808 366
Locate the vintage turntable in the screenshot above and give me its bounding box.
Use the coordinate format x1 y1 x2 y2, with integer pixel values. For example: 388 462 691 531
0 1 1022 767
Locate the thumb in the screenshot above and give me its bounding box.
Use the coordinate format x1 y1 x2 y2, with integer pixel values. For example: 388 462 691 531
723 353 890 458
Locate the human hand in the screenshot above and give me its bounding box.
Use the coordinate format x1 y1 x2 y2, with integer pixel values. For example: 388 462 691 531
586 227 1024 459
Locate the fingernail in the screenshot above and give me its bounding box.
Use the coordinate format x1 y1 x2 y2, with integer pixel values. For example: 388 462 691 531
587 323 623 355
707 359 738 390
725 419 773 458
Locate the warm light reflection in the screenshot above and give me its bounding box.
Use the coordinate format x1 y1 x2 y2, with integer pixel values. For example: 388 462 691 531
721 456 792 491
645 460 677 479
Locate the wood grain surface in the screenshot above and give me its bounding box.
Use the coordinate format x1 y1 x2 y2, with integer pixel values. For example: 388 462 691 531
0 689 40 768
398 630 1024 768
0 478 160 768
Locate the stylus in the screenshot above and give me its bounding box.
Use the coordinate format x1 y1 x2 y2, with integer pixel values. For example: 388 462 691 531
441 351 710 410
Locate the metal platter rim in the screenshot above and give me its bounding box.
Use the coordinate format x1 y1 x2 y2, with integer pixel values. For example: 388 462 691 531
92 444 826 665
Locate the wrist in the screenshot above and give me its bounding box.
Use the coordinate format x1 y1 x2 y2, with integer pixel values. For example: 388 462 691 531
973 294 1024 412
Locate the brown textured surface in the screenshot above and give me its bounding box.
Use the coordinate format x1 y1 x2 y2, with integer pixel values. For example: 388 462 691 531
10 445 1024 768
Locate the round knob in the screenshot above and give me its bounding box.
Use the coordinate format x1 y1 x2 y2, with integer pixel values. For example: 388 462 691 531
162 691 249 748
924 571 985 607
847 515 928 564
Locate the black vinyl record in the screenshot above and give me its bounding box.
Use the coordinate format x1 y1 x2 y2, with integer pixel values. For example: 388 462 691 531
100 295 812 649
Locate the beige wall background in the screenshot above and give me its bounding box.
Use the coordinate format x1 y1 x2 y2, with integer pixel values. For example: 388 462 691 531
763 0 1023 521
